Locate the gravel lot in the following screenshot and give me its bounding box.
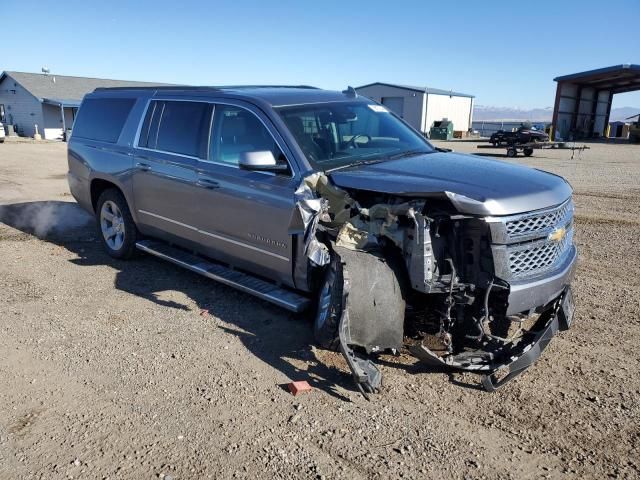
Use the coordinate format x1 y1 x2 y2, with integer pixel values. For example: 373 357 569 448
1 140 639 479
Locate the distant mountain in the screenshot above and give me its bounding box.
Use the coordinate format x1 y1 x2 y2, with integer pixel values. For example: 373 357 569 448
473 105 553 121
609 107 640 121
473 105 640 122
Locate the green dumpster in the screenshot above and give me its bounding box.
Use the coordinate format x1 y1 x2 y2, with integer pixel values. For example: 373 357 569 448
430 119 454 140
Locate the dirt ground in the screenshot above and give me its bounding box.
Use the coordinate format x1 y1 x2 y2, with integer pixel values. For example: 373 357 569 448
0 140 639 479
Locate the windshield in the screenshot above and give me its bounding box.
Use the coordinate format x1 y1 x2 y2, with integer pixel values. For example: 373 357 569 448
276 101 434 171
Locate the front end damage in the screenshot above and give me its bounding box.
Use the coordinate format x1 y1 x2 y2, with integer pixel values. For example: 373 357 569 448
294 173 577 396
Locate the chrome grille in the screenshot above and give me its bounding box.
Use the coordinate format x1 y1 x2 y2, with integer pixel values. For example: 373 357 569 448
508 226 573 278
488 198 576 280
506 200 572 239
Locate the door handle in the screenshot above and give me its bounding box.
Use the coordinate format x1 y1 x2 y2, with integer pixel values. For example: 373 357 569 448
195 178 220 189
136 162 151 172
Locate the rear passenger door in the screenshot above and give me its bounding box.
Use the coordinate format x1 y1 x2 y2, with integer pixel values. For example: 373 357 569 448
132 99 212 242
192 102 299 286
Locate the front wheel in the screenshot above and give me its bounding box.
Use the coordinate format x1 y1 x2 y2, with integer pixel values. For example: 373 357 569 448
523 148 534 156
96 188 138 259
314 253 343 351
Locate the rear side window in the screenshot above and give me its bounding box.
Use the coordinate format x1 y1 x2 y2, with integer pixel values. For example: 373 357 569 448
140 100 210 158
73 98 135 143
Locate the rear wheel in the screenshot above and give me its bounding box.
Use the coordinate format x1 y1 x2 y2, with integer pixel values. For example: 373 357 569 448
507 147 517 158
523 148 534 156
96 188 138 259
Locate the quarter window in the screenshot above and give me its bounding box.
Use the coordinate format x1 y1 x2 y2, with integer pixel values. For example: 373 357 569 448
209 105 284 167
73 98 135 143
138 101 160 149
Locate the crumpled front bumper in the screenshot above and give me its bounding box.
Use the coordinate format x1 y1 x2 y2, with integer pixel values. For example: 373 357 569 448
481 285 574 391
410 285 575 392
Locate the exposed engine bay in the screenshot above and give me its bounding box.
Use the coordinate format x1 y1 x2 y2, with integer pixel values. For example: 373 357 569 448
295 173 575 397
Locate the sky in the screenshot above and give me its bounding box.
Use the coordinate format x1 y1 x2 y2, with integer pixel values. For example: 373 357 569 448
3 0 639 110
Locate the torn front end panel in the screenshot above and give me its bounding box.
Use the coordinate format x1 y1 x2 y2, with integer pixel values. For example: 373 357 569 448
334 246 404 397
296 172 574 395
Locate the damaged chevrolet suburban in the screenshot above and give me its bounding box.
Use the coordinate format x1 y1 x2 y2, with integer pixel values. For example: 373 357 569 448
68 86 576 395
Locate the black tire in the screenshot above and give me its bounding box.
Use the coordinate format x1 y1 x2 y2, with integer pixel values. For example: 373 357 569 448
314 253 343 351
523 148 534 156
506 148 517 158
95 188 138 259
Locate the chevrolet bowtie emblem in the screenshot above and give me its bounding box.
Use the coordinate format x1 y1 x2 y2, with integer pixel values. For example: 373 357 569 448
548 226 567 242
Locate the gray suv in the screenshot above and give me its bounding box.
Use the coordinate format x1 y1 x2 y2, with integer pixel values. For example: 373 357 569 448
68 86 576 395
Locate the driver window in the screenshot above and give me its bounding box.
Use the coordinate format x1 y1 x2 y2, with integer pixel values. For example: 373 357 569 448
209 105 285 166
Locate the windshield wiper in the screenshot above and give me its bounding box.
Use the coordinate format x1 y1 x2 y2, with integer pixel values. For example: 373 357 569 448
326 149 433 173
326 158 388 172
387 149 431 160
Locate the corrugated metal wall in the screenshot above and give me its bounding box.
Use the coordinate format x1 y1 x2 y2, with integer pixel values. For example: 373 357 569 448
356 84 474 134
424 94 473 132
555 83 612 139
356 84 425 132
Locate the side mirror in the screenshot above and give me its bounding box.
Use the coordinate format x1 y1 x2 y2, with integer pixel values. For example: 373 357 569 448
238 151 289 173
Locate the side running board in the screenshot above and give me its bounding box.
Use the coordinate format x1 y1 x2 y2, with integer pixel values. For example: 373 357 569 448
135 240 311 313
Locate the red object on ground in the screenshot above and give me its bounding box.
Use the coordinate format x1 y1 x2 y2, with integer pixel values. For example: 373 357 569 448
199 309 210 317
288 381 312 396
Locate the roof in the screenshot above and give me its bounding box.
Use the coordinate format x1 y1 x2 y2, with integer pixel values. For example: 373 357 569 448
0 71 172 102
90 85 366 107
553 64 640 94
0 72 394 107
42 98 82 108
219 86 354 106
355 82 475 98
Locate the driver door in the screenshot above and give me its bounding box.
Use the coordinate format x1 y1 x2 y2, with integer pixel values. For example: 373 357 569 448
191 103 299 287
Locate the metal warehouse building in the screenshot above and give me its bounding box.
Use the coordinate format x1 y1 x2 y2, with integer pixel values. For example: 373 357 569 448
355 82 475 135
551 64 640 140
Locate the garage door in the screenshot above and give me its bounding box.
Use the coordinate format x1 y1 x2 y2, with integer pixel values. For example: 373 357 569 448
381 97 404 118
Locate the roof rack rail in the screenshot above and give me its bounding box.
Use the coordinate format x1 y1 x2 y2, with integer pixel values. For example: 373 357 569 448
92 85 217 92
219 85 319 90
93 84 319 92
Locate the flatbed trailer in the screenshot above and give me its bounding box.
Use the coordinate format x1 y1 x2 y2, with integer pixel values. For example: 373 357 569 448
477 141 589 157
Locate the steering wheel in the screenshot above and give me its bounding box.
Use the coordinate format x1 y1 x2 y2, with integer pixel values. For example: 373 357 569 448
346 134 371 148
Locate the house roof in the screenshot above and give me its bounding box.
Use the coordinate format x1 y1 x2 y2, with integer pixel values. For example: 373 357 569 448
355 82 474 98
0 71 172 102
42 98 82 108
